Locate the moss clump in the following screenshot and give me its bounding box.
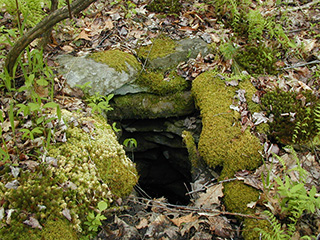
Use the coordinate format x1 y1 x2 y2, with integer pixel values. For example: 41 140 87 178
0 110 138 238
182 130 201 169
192 71 262 179
39 216 78 240
109 91 194 120
90 49 141 73
223 181 259 214
235 45 278 75
146 0 181 14
137 36 177 62
223 181 270 240
137 70 189 95
243 218 272 240
261 89 319 144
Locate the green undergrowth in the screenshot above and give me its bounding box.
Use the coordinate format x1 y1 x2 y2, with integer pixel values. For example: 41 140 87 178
192 71 262 179
261 89 319 145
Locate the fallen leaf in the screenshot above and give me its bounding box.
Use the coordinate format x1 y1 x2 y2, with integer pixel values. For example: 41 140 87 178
171 213 198 227
5 180 19 189
136 218 148 229
194 184 223 208
24 217 42 229
105 19 114 30
77 30 91 41
62 208 72 221
207 216 234 238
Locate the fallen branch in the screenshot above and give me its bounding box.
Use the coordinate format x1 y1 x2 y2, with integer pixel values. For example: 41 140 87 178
131 197 267 220
5 0 98 76
286 0 320 12
282 60 320 70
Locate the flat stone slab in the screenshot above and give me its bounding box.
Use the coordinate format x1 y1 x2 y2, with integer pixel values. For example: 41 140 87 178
56 54 139 96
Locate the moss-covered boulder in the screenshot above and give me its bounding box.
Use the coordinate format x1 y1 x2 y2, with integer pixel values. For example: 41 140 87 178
137 37 209 70
109 91 195 120
0 110 138 239
57 50 141 96
192 71 262 179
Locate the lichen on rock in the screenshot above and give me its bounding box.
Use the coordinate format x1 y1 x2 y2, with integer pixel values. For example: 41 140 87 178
192 71 262 179
0 110 138 239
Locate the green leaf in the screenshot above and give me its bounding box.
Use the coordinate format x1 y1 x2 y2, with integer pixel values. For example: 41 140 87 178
28 102 41 112
43 102 58 109
36 77 49 86
97 201 108 211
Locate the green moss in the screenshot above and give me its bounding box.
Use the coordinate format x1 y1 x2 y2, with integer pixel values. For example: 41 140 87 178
137 36 177 62
192 71 262 179
40 216 78 240
0 110 138 238
235 44 278 75
243 218 271 240
136 70 189 95
223 181 269 240
109 91 194 120
146 0 181 14
223 181 259 214
90 49 141 73
261 89 319 144
182 130 201 169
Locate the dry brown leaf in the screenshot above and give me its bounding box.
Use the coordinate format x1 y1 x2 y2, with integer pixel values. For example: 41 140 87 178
171 213 198 227
207 216 234 238
194 184 223 208
77 30 91 41
136 218 148 229
61 45 74 52
105 19 114 30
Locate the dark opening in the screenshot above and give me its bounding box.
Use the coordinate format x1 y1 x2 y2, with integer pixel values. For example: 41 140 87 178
118 116 201 205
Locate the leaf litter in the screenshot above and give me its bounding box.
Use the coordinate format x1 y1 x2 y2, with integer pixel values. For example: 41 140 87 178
1 0 320 239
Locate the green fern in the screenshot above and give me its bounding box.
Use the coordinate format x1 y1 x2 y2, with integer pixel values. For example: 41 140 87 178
256 210 286 240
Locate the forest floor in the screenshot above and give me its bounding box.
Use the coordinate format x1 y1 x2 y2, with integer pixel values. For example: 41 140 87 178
1 0 320 239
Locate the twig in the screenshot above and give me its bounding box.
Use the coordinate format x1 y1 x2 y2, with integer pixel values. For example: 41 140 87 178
186 177 237 195
130 197 267 220
286 0 320 12
282 60 320 70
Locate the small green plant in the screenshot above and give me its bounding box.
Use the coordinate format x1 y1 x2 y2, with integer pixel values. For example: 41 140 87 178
84 200 108 236
123 138 137 161
86 92 114 115
256 147 320 239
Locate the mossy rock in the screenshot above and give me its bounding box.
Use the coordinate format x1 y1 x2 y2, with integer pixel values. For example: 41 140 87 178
0 110 138 238
109 91 195 120
146 0 182 14
138 36 177 65
261 89 319 144
136 69 190 95
192 71 262 178
90 49 141 73
137 37 209 70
